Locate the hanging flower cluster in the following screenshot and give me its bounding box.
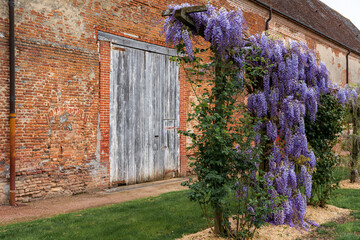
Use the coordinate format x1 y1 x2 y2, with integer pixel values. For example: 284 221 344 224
336 84 358 104
162 4 246 58
246 33 333 228
162 4 335 229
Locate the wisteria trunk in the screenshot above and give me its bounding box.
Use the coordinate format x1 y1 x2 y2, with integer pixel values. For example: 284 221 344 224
213 52 227 235
350 113 358 183
259 138 271 173
214 207 225 235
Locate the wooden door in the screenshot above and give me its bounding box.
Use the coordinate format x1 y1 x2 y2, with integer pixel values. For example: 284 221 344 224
109 43 179 185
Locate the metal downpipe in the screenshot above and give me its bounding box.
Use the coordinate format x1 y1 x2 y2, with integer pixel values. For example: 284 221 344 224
9 0 16 206
265 7 272 31
346 50 350 84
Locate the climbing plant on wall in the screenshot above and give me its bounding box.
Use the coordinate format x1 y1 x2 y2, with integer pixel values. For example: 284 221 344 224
162 3 334 236
172 42 279 239
243 32 330 228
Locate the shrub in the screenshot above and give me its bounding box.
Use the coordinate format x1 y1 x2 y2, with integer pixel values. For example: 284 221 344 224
305 93 345 207
341 85 360 183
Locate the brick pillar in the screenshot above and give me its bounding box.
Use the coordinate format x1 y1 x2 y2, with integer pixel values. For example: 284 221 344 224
99 40 111 187
179 68 191 176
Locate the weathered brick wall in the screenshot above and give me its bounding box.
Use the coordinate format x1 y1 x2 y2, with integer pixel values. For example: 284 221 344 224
0 0 359 204
10 38 101 202
0 0 216 204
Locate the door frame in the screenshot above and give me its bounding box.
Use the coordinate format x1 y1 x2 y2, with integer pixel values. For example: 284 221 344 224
98 31 180 185
98 31 177 56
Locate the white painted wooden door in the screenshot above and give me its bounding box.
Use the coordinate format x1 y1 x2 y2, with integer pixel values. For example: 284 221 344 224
109 43 179 185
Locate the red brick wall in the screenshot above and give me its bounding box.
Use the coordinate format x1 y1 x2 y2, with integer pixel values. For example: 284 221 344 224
0 0 359 204
98 40 110 188
179 64 192 175
11 40 101 202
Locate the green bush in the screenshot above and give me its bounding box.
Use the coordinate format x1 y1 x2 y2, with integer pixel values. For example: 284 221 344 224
305 93 345 207
341 85 360 183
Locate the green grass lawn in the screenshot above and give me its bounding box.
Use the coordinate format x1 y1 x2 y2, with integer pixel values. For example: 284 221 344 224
313 188 360 240
0 190 208 240
334 166 352 182
1 179 358 240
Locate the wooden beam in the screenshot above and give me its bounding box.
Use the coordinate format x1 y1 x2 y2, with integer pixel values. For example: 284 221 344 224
161 5 208 37
162 9 173 16
161 5 208 17
174 9 196 28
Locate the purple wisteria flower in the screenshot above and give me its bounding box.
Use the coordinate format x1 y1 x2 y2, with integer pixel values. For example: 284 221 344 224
307 219 320 227
257 92 268 117
295 191 307 221
337 88 347 105
274 209 285 225
181 30 193 59
351 89 358 100
288 163 297 189
305 150 316 169
267 121 277 142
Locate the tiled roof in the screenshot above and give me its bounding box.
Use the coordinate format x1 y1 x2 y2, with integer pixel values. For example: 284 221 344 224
259 0 360 52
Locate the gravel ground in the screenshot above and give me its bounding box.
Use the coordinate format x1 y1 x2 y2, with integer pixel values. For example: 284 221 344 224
339 179 360 189
178 180 359 240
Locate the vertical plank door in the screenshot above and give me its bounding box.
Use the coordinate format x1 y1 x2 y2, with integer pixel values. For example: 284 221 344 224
109 43 179 185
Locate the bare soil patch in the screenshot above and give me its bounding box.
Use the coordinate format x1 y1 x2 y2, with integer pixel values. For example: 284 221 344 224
339 179 360 189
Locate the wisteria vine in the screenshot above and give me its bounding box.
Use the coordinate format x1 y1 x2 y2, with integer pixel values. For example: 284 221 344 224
245 34 330 228
163 4 246 58
162 4 347 230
